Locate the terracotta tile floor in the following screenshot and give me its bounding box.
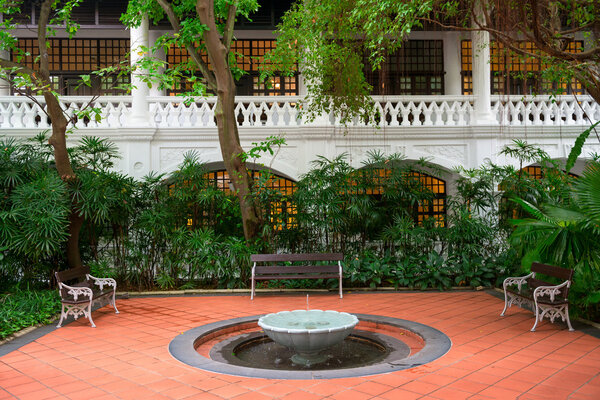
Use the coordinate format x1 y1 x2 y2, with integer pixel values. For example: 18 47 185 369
1 292 600 399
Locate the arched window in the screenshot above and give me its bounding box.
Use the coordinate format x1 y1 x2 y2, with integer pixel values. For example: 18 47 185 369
500 165 578 220
193 169 297 230
411 172 447 227
354 168 447 227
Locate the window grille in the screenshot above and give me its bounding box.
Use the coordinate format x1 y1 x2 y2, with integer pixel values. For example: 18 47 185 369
461 40 584 95
178 169 297 230
12 38 130 95
354 168 447 227
364 40 444 95
409 172 446 227
166 39 298 96
500 166 578 220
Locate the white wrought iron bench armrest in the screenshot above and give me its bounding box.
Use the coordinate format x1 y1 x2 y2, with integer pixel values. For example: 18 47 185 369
532 280 570 303
58 282 93 302
86 274 117 291
502 272 535 291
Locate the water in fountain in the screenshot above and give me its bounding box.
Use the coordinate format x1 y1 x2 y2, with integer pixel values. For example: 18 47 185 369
233 332 393 370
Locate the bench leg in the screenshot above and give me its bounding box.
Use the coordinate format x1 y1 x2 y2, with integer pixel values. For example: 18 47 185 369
565 305 574 331
500 282 511 316
87 301 96 328
251 278 255 300
339 279 343 299
56 304 66 328
57 303 96 328
111 291 120 314
531 299 541 332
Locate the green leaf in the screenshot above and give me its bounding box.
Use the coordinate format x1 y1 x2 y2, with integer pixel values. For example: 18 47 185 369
566 121 600 173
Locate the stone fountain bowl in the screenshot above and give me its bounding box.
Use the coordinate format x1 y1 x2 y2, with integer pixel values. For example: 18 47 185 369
258 310 359 365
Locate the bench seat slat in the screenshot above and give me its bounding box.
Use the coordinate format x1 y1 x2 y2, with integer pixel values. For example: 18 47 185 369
255 274 340 280
255 265 339 274
505 286 569 305
251 253 343 262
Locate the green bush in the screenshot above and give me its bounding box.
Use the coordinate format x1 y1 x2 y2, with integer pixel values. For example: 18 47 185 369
1 135 597 322
0 287 61 340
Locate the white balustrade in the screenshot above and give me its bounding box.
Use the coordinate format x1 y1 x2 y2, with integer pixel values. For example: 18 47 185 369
0 95 597 131
0 96 131 130
491 95 600 126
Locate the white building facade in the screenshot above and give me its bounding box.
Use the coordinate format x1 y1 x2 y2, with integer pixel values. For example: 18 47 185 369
1 0 598 194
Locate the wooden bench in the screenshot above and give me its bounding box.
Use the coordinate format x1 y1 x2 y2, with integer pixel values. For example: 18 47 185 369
501 262 574 331
55 266 119 328
250 253 344 300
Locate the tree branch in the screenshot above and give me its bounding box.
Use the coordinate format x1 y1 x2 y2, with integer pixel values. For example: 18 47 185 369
197 0 231 92
223 2 236 54
37 0 51 82
0 58 37 77
155 0 217 91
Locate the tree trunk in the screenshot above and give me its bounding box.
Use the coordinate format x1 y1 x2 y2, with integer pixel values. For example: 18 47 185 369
215 88 261 240
38 0 82 268
197 0 261 241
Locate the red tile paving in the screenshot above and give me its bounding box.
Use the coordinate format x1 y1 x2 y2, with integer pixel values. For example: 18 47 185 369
1 292 600 399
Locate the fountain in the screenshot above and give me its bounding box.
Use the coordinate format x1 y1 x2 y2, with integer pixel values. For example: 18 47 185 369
168 296 451 378
258 309 359 366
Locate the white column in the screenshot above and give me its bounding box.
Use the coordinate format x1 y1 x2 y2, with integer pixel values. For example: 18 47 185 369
471 29 496 124
129 16 150 126
297 73 307 96
443 32 462 96
0 50 10 95
148 30 166 97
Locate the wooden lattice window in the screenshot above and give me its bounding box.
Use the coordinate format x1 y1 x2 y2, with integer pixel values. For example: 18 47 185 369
461 40 584 96
201 170 297 230
410 172 446 227
364 40 444 95
353 168 447 227
166 39 298 96
11 38 130 95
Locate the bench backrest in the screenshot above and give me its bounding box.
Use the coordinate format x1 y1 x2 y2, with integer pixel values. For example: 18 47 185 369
251 253 343 263
530 262 574 299
55 266 91 284
531 262 574 281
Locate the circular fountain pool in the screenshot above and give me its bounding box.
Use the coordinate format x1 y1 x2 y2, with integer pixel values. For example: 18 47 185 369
213 330 410 371
169 313 451 379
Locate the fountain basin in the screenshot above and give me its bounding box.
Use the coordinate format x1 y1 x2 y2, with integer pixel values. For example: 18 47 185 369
258 310 359 365
169 314 452 379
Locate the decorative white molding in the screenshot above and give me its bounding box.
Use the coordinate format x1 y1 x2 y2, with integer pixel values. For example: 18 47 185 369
413 144 467 164
159 147 217 169
334 144 393 162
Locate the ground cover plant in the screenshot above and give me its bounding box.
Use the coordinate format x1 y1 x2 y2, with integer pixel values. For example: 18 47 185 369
1 134 599 335
0 286 61 340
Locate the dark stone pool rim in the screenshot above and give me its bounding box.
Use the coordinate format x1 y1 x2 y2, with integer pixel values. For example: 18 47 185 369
168 313 452 379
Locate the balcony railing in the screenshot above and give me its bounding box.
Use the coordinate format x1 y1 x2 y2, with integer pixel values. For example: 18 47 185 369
491 95 600 126
0 95 598 130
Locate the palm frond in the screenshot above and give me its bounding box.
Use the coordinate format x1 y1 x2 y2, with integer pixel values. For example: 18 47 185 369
575 162 600 224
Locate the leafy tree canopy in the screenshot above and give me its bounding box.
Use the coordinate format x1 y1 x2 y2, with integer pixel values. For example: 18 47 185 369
263 0 433 124
122 0 259 97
